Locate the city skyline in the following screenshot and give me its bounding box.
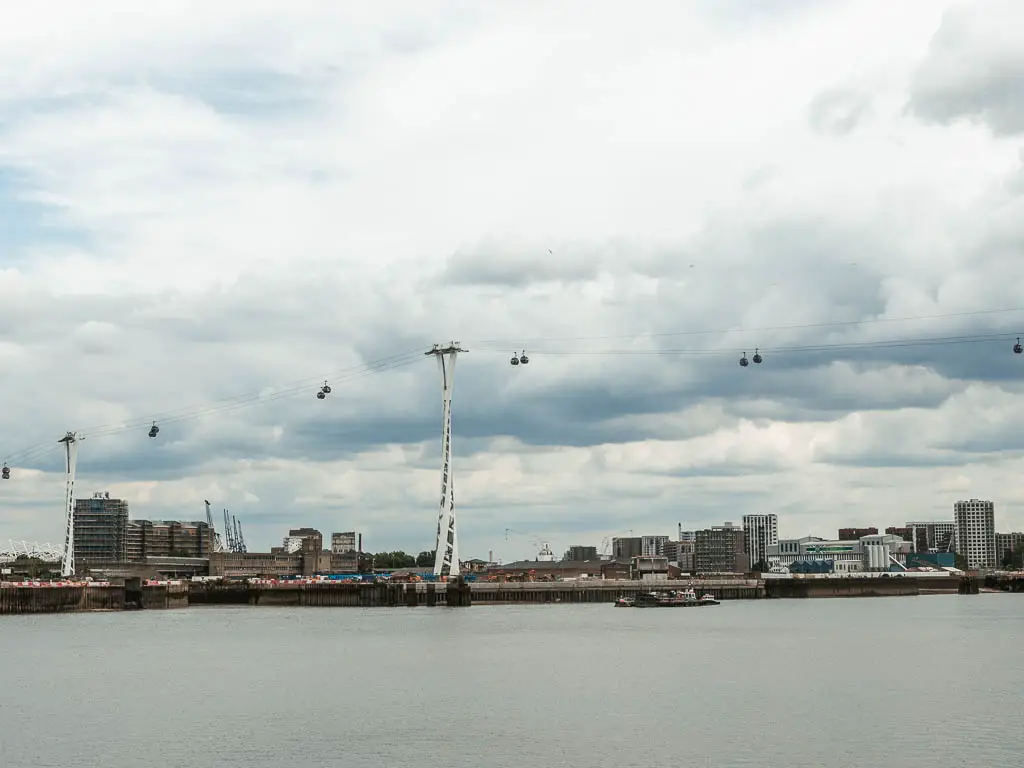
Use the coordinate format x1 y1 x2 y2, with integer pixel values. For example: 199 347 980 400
10 488 1022 567
2 1 1024 558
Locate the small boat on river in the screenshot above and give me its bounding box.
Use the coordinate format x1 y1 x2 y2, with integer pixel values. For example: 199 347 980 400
627 588 720 607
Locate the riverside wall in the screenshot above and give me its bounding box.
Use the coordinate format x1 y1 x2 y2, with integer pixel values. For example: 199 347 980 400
763 574 968 598
1 574 976 615
0 582 190 615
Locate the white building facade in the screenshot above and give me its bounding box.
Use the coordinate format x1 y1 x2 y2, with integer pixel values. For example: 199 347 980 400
641 535 669 557
766 534 911 572
954 499 996 569
742 514 779 570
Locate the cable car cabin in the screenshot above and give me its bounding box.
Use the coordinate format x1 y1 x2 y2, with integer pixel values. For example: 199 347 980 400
316 390 326 399
509 354 519 366
752 349 763 364
1015 338 1022 354
148 424 159 438
1 465 9 480
519 351 529 365
739 353 749 367
322 381 332 394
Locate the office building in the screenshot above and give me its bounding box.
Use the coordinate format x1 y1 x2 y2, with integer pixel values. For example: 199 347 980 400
695 523 746 574
563 545 598 561
126 520 212 559
331 531 359 554
995 532 1024 566
668 539 695 573
954 499 996 569
641 535 669 558
74 492 130 565
280 528 323 554
905 521 956 553
612 537 643 560
742 514 779 570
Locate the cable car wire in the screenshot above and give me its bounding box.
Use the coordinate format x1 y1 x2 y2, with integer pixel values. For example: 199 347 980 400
467 305 1024 346
0 348 428 467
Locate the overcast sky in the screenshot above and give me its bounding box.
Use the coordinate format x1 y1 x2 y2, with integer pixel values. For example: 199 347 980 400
1 0 1023 561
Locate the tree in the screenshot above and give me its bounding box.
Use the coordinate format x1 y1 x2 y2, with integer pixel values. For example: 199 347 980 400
416 550 436 567
370 551 416 569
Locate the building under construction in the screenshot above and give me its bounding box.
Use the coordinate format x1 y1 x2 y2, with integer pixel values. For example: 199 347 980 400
73 492 218 571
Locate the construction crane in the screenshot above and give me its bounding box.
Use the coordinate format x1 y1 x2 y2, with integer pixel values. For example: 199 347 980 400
233 516 247 553
222 509 236 551
220 508 247 553
204 500 224 554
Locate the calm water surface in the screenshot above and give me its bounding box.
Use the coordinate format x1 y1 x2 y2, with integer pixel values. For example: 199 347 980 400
1 594 1022 767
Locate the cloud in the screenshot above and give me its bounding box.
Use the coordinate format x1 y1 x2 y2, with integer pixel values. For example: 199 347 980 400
808 87 873 135
2 0 1024 563
907 0 1024 135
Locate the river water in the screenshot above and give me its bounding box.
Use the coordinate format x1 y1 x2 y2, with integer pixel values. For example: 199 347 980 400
1 594 1021 767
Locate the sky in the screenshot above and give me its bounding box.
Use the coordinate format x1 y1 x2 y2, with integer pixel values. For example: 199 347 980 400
1 0 1023 562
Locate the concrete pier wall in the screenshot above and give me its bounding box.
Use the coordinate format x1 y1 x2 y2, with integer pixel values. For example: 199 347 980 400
763 575 965 598
1 582 190 615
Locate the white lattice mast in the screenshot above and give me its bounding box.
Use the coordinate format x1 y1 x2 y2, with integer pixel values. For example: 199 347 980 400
426 342 466 578
58 431 81 578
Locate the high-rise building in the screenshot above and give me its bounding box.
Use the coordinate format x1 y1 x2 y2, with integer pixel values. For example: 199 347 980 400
641 535 669 558
668 539 695 573
954 499 996 569
331 531 358 554
742 515 779 570
695 523 746 574
612 537 643 560
995 532 1024 566
563 545 598 561
905 521 955 553
74 492 129 565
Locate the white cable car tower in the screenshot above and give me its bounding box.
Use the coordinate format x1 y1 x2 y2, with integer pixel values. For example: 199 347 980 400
426 342 465 578
58 431 81 578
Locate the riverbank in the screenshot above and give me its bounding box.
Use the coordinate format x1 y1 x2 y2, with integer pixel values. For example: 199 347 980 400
1 574 982 615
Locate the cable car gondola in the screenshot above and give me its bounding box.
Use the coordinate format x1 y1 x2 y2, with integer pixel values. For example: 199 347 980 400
739 352 749 367
148 422 159 438
752 348 763 364
519 350 529 365
321 380 332 394
1 464 9 480
509 353 520 366
1015 337 1022 355
316 390 326 400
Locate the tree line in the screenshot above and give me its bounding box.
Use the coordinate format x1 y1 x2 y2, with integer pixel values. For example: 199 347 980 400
366 550 436 569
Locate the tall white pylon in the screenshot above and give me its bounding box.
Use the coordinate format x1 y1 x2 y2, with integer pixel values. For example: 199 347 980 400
425 342 466 578
58 432 81 578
